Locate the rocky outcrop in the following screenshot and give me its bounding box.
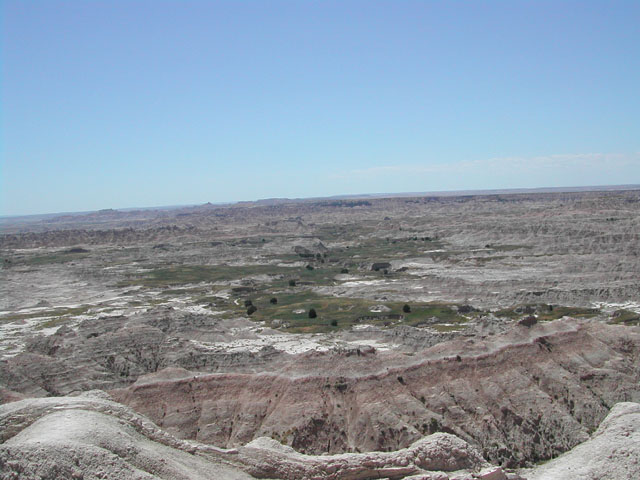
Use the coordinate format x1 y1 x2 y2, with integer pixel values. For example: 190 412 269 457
0 312 283 396
111 320 640 467
0 392 253 480
235 434 490 480
0 392 502 480
3 311 638 469
3 392 639 480
526 402 640 479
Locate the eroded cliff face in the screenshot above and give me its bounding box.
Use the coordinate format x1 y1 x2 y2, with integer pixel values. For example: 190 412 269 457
111 319 640 467
6 313 636 468
4 390 638 480
0 392 500 480
525 401 640 480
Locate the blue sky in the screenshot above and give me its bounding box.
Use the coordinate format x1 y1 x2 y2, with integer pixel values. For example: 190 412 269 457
2 1 639 216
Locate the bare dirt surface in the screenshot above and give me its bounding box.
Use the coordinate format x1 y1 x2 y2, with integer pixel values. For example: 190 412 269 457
1 189 639 479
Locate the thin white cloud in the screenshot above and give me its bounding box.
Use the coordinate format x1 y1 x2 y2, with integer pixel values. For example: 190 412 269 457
330 152 640 181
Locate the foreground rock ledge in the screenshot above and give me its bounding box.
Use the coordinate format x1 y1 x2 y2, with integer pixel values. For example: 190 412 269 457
523 402 640 480
2 392 639 479
0 391 497 479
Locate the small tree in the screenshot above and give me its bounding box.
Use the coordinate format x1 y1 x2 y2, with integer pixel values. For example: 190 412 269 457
270 297 278 304
402 304 411 313
340 268 349 274
288 279 296 287
247 305 257 315
244 299 253 307
308 308 317 319
330 319 338 327
429 418 441 434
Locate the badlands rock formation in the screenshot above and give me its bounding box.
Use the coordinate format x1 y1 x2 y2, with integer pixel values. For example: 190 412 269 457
524 402 640 480
0 391 503 480
3 310 638 468
3 190 640 312
2 189 640 478
1 391 639 479
111 319 640 467
0 392 252 480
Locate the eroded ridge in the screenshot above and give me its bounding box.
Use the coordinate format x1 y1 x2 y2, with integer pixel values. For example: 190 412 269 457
111 319 640 467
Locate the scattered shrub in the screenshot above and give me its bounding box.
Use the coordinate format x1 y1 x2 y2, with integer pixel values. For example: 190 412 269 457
66 247 89 254
458 305 478 314
247 305 257 315
330 319 338 327
372 262 391 272
270 297 278 304
519 315 537 328
309 308 317 319
429 418 441 433
402 304 411 313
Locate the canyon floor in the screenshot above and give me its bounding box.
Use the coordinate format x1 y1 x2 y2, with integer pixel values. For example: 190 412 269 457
1 189 639 479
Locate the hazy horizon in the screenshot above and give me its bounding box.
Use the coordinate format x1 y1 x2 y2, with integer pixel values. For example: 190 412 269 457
2 183 639 220
2 1 639 216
